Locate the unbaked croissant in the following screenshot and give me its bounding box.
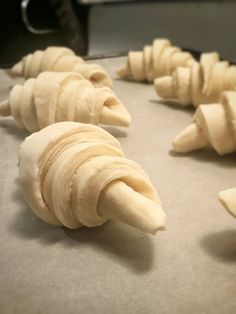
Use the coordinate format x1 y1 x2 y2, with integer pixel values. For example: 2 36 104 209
11 46 113 88
117 38 195 82
155 52 236 107
18 122 166 234
0 72 131 133
173 91 236 155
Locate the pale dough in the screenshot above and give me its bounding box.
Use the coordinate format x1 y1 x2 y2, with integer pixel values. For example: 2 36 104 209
219 187 236 219
0 72 131 132
117 38 195 82
18 122 166 234
155 52 236 107
173 91 236 155
11 47 113 88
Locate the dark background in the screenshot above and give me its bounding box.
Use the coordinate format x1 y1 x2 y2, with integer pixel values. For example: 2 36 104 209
0 0 235 66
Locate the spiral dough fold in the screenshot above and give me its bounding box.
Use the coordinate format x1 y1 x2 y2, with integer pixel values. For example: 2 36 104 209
117 38 195 82
11 47 113 88
18 122 166 233
0 72 131 132
173 91 236 155
155 52 236 107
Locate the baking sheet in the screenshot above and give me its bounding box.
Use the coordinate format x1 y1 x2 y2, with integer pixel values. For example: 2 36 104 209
0 58 236 314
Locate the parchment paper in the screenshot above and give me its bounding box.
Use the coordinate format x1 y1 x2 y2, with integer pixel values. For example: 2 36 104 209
0 58 236 314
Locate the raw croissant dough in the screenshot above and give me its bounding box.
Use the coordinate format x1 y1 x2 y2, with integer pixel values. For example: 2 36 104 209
155 52 236 107
173 91 236 155
11 46 113 88
117 38 195 82
0 72 131 132
18 122 166 234
219 187 236 219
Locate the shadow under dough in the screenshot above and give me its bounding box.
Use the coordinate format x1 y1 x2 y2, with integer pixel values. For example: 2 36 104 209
115 77 150 86
64 222 155 274
9 188 155 273
200 229 236 263
169 149 236 169
0 118 28 140
8 188 65 245
149 99 195 114
102 125 128 138
0 118 128 140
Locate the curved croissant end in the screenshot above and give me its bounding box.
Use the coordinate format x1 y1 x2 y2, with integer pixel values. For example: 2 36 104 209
11 61 24 76
155 52 236 107
117 64 131 79
172 122 208 153
18 122 166 234
73 63 113 89
173 91 236 155
98 88 131 127
117 38 195 83
11 47 113 88
219 188 236 218
154 67 193 106
0 72 131 132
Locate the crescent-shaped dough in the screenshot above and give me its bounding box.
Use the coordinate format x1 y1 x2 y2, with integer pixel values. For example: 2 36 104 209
117 38 195 82
18 122 166 234
0 72 131 132
172 91 236 155
155 52 236 107
11 47 113 88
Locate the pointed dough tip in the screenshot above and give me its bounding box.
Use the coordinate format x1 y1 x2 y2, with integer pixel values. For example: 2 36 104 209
172 139 182 153
11 61 23 76
173 123 208 153
117 65 130 78
154 76 175 99
100 103 131 127
152 224 166 235
218 188 236 218
118 110 131 127
99 180 166 235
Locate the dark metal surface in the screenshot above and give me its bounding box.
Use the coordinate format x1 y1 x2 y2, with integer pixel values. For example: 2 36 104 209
1 1 236 66
89 1 236 62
